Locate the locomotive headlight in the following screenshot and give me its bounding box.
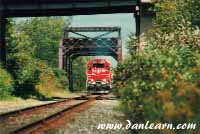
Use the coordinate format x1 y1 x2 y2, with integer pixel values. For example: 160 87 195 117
88 79 95 84
103 79 107 82
91 79 94 82
102 79 107 84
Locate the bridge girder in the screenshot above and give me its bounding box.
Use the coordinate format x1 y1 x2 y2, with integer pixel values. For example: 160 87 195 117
62 38 120 56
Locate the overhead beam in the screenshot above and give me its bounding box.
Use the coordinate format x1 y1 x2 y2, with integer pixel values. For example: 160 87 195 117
0 1 136 10
0 0 137 17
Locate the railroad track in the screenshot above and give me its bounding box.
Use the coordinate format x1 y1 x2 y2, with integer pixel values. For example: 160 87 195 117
13 95 100 134
0 95 101 134
0 96 83 122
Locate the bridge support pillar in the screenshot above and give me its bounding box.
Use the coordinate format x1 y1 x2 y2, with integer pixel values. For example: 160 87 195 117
135 0 141 37
67 57 73 91
58 40 63 69
117 39 122 63
0 13 6 65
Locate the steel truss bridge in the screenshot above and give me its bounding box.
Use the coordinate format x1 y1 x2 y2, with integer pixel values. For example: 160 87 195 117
59 27 122 90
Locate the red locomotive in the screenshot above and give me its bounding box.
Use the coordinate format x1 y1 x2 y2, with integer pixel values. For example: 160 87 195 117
86 59 112 94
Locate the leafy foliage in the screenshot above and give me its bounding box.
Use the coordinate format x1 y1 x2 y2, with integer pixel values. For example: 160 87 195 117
16 17 88 91
73 57 90 91
7 20 38 98
114 0 200 133
0 66 14 100
6 18 69 99
152 0 200 31
181 0 200 27
17 17 71 67
35 61 67 99
4 16 89 99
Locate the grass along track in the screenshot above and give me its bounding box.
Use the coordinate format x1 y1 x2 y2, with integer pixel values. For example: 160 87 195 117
0 97 81 121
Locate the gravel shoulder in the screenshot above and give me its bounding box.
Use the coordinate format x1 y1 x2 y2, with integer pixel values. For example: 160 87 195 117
54 100 129 134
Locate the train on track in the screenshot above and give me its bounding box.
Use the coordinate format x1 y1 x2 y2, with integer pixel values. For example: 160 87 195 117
86 59 112 94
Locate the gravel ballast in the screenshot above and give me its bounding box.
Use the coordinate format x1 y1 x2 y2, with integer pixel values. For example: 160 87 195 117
53 100 129 134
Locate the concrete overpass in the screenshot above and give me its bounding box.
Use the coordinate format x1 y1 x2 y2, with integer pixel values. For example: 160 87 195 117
0 0 153 63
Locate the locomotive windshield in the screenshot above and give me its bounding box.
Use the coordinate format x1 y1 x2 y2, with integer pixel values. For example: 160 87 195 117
93 64 104 68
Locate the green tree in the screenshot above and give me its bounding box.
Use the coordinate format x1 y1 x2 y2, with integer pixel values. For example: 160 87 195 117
18 17 71 67
73 57 90 91
6 19 68 99
152 0 200 30
182 0 200 27
6 19 37 97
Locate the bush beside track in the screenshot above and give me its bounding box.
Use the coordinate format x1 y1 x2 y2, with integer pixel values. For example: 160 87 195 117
114 0 200 133
0 67 14 100
0 18 71 100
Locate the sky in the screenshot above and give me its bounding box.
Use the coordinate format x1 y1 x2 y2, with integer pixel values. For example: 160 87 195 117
70 13 136 66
